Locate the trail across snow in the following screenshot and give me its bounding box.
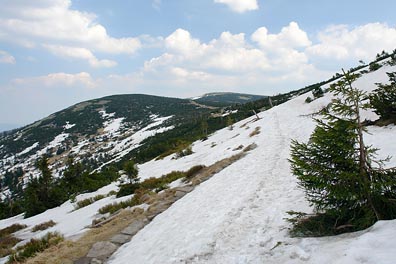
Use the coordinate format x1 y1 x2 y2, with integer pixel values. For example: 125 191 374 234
109 65 396 264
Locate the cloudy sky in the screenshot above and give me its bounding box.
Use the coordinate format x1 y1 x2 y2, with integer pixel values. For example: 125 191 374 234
1 0 396 128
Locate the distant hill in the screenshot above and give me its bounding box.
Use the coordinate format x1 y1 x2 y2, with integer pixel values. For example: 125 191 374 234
193 92 267 107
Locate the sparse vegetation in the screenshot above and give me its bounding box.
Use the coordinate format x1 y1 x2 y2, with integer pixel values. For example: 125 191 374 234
0 224 27 258
249 127 261 137
0 224 27 237
75 194 106 210
32 221 56 232
7 232 64 264
98 193 145 215
175 146 193 159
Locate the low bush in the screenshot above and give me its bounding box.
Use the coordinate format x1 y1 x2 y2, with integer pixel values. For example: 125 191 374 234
0 236 21 258
184 165 205 181
75 194 106 209
175 146 193 159
7 232 63 263
98 192 144 215
287 211 358 237
32 220 57 232
249 127 261 137
0 224 27 238
116 183 141 198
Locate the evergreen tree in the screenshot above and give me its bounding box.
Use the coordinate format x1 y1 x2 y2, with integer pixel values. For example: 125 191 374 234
123 160 139 184
369 72 396 120
226 115 234 130
290 70 396 233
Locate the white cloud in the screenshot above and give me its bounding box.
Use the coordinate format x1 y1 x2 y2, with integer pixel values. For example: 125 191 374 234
43 45 117 68
214 0 259 13
12 72 96 88
0 50 15 64
138 25 329 96
252 22 312 50
0 0 141 66
307 23 396 61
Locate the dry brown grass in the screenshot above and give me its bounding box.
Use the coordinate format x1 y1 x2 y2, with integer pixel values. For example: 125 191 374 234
32 221 57 232
249 126 261 137
24 208 145 264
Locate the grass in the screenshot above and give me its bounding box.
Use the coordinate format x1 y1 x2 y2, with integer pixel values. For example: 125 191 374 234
0 224 27 258
0 236 22 258
75 194 106 210
7 232 64 263
249 126 261 137
98 191 146 215
0 224 27 238
32 220 57 232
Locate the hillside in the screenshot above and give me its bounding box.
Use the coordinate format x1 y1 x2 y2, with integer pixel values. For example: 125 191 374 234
0 94 212 194
0 58 395 263
193 92 267 107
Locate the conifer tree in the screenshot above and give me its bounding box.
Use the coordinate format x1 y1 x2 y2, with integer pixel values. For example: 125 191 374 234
123 160 139 184
369 71 396 120
290 70 396 232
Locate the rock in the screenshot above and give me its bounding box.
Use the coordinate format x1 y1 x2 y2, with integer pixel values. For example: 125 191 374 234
174 186 194 193
91 258 103 264
74 257 92 264
173 187 194 199
121 218 148 236
110 234 132 245
146 202 171 219
87 241 118 260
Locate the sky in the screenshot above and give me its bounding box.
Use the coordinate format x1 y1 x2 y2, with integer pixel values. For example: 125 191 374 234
1 0 396 128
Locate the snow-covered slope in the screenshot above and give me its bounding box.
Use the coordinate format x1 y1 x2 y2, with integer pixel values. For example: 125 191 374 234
1 65 395 264
107 66 396 263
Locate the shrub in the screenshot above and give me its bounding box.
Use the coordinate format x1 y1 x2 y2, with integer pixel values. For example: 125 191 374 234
305 96 313 103
140 171 186 192
75 194 106 209
0 224 27 238
32 220 57 232
7 232 64 263
184 165 205 181
249 127 261 137
98 193 143 215
369 62 382 72
0 236 21 258
312 87 324 98
175 146 193 159
116 183 141 198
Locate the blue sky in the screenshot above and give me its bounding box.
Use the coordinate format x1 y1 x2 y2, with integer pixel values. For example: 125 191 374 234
1 0 396 128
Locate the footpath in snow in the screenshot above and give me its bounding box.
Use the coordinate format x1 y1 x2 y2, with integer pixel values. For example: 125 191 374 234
109 65 396 264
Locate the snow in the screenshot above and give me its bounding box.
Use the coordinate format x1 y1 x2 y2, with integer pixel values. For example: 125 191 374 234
108 65 396 263
103 117 125 134
1 65 396 263
16 142 39 156
0 183 131 243
63 122 76 130
37 133 69 156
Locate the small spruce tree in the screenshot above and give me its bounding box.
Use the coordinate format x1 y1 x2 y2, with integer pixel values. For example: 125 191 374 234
369 71 396 121
290 70 396 235
123 160 139 184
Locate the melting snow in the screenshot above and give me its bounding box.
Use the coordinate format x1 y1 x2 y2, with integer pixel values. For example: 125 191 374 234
64 122 76 130
16 142 39 156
